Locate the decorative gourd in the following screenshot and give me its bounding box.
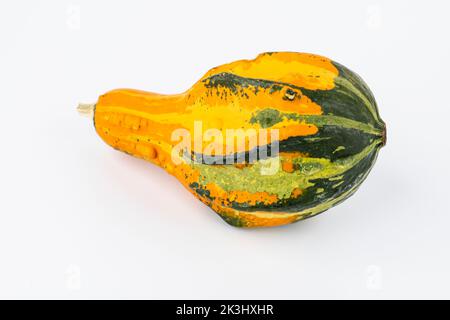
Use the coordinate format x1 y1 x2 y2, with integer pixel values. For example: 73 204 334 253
79 52 386 228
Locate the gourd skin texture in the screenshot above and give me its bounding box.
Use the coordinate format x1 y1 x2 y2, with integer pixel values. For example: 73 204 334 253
92 52 386 228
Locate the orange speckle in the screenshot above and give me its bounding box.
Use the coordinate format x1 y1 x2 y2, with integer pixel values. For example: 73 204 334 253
279 151 309 158
148 145 157 159
290 188 302 198
282 161 295 173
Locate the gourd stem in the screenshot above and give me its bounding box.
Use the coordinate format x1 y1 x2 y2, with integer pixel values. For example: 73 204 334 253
381 122 387 147
77 103 95 118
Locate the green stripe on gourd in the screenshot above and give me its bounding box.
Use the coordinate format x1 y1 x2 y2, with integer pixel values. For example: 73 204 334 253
190 137 382 213
250 108 381 135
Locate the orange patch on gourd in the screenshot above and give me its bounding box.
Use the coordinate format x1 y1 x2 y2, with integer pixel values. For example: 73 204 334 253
281 161 295 173
202 183 278 207
290 188 303 198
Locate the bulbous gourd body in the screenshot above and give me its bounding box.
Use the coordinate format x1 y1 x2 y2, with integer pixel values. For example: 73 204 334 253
90 52 386 228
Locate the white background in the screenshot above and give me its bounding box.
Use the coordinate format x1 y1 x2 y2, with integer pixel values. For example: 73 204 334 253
1 0 449 299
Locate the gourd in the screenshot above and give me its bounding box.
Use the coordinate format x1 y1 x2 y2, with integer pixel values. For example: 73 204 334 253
78 52 386 228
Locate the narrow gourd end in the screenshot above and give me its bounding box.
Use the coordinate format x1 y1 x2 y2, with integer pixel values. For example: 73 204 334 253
77 103 95 118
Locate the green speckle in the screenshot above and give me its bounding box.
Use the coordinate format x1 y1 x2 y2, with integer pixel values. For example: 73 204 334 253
249 109 283 128
333 146 346 153
332 181 344 188
219 214 245 227
269 84 283 94
294 159 324 176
